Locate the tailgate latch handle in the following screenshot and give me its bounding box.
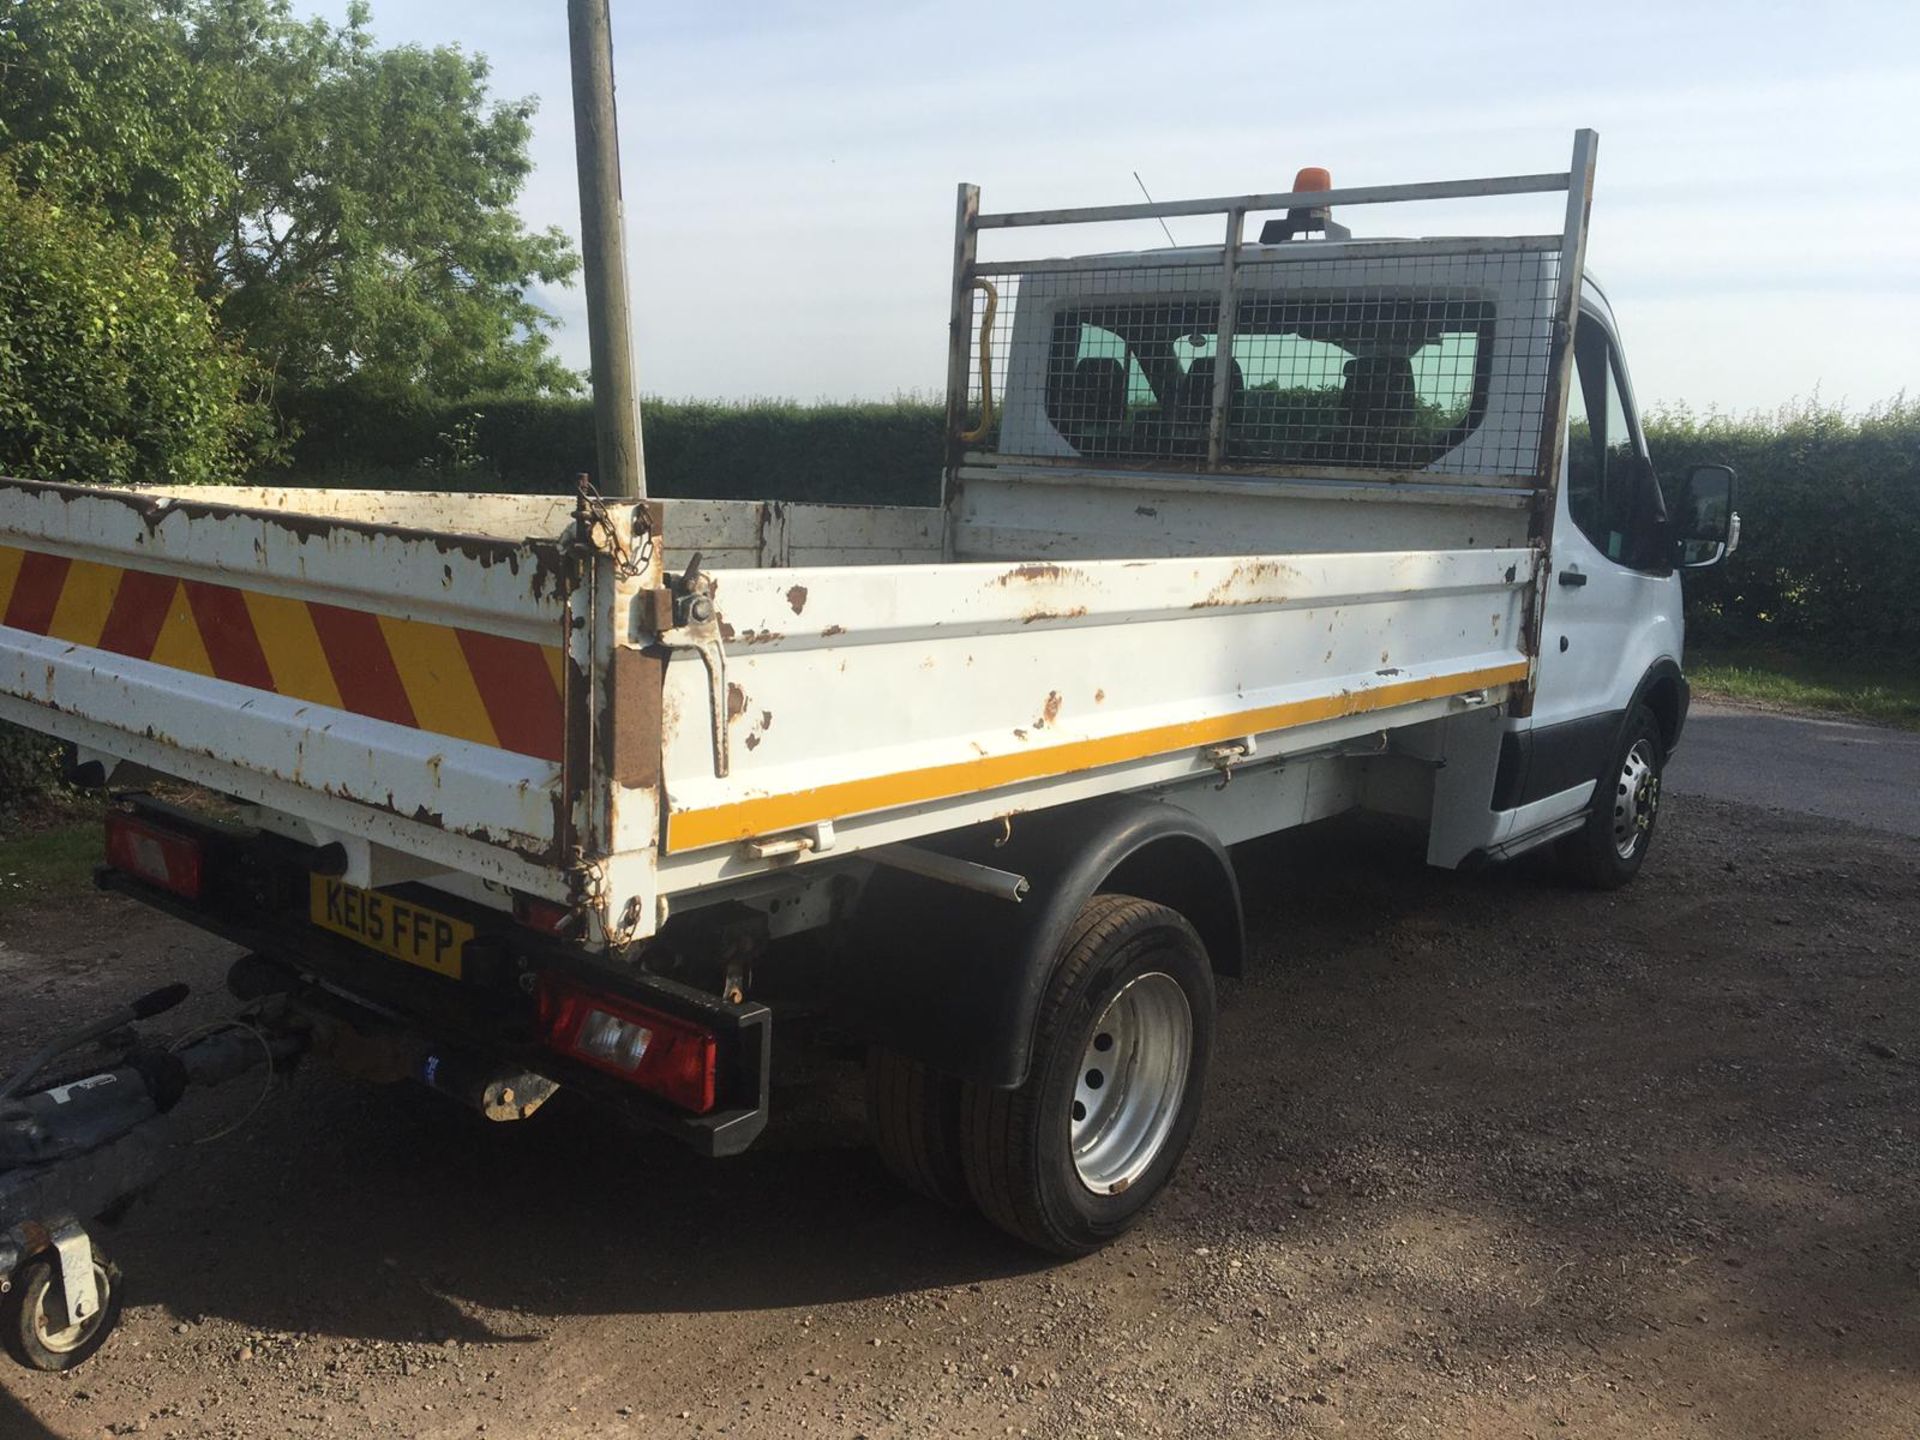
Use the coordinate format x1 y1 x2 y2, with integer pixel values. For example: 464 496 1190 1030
1203 735 1258 788
660 551 732 779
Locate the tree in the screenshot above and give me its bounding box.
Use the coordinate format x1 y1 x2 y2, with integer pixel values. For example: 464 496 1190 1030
0 172 275 485
0 0 228 235
0 0 580 397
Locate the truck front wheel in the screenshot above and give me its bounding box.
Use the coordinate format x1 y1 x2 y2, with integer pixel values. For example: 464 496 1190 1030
960 895 1214 1256
1562 704 1666 889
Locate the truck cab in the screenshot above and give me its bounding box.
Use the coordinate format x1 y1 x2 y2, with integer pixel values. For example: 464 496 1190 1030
971 202 1738 889
1507 278 1736 883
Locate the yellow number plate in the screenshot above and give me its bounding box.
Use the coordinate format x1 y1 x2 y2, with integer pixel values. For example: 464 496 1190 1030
309 875 475 980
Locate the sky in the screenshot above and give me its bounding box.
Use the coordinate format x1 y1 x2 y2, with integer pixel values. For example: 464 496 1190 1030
307 0 1918 413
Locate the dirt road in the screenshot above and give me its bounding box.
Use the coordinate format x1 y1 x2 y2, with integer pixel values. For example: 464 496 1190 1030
5 793 1919 1439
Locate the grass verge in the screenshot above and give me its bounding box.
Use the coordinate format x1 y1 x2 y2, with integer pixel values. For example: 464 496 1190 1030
1689 644 1920 731
0 817 101 919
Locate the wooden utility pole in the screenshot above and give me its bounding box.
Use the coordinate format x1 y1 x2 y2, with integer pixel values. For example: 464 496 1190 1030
567 0 646 498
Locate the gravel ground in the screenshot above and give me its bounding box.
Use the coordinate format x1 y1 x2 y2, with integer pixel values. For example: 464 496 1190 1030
3 793 1918 1439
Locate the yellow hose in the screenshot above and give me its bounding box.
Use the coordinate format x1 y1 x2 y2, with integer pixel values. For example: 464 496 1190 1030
958 278 998 444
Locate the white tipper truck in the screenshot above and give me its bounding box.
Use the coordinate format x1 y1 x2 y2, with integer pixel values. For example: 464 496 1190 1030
0 130 1738 1367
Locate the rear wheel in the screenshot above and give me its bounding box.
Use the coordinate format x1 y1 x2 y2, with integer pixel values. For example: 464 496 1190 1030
1562 705 1666 889
960 895 1214 1256
866 1047 969 1207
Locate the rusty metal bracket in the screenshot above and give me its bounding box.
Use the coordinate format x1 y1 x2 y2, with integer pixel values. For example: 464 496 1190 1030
1203 735 1258 788
742 820 836 862
658 552 731 778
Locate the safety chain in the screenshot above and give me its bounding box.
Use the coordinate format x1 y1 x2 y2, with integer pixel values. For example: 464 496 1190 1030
571 853 645 952
572 474 655 580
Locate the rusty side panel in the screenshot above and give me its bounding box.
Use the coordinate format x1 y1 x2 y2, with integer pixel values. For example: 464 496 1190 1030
641 586 675 633
0 476 577 600
560 566 595 866
611 645 669 789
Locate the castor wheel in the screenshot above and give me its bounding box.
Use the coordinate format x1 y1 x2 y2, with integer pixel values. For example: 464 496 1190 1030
2 1244 124 1372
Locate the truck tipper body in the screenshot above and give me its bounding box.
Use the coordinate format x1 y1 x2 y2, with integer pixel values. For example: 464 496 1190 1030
0 132 1740 1363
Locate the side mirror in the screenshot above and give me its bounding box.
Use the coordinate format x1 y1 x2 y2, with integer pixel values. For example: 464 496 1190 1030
1672 463 1739 569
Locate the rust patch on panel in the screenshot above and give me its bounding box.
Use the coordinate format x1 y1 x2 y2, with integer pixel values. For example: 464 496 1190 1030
1040 691 1062 727
994 562 1088 586
726 682 748 722
1094 688 1106 704
610 646 667 789
1192 559 1297 610
1021 606 1088 625
786 584 809 615
821 624 846 638
659 671 683 736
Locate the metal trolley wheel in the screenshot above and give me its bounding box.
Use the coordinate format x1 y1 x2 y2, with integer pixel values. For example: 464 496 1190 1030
1070 972 1193 1196
2 1249 124 1373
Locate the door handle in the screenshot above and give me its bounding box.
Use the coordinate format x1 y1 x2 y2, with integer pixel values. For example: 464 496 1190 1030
1557 569 1588 588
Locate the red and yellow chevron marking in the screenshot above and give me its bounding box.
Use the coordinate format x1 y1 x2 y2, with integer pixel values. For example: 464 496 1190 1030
0 544 567 762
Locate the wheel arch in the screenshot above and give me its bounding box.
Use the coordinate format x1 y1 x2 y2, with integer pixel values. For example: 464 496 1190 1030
1629 657 1690 755
1097 832 1243 982
837 796 1242 1089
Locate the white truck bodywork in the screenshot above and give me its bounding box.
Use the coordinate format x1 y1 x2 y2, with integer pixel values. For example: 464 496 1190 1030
0 145 1628 954
0 127 1748 1260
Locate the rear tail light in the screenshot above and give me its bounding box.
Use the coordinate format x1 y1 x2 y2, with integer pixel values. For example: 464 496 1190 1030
537 977 718 1114
513 893 579 937
104 812 204 899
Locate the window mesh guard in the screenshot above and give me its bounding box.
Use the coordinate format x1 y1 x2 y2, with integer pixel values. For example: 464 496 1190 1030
952 135 1596 487
965 245 1563 482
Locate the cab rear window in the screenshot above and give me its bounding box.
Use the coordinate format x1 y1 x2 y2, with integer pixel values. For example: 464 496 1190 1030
1043 296 1494 471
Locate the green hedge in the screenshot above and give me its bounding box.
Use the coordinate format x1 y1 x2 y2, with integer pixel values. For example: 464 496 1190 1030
1644 398 1920 653
274 387 1918 654
278 387 946 507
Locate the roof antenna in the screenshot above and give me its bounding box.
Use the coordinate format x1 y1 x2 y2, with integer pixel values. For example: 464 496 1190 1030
1132 171 1179 247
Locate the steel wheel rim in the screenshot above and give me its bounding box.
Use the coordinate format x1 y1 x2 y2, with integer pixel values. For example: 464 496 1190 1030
1069 972 1192 1196
1612 739 1659 860
29 1265 106 1355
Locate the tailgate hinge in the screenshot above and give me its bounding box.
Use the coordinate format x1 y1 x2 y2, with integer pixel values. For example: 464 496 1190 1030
658 552 731 778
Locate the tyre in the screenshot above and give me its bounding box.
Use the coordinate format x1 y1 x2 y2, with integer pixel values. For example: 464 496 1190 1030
1561 704 1666 890
960 894 1214 1256
1 1245 124 1373
866 1046 969 1207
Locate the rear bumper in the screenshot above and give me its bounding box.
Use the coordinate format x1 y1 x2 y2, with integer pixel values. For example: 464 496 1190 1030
95 863 771 1158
